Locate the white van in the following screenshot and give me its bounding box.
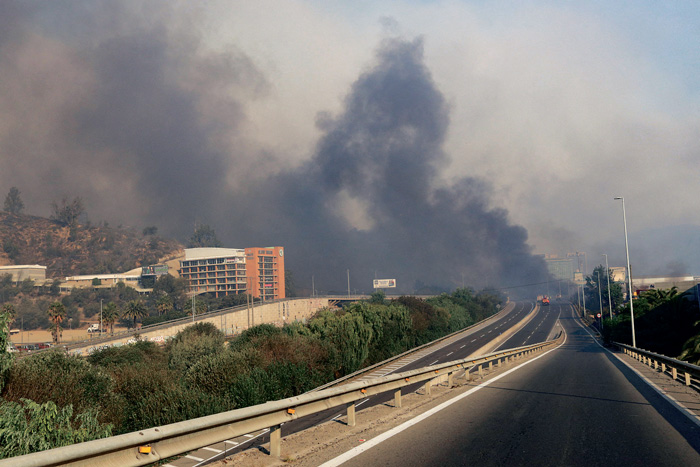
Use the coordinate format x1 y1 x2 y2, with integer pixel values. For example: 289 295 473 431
87 324 102 333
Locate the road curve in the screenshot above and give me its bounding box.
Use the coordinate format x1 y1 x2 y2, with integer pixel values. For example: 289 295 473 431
328 303 700 467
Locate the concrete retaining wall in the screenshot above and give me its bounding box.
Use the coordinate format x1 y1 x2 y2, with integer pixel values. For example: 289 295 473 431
76 297 331 355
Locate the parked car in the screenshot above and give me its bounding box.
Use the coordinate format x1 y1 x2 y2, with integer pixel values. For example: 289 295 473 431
87 324 105 333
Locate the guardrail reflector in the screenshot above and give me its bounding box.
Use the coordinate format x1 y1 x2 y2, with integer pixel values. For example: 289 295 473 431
287 408 296 414
360 389 367 393
138 446 151 454
405 377 410 382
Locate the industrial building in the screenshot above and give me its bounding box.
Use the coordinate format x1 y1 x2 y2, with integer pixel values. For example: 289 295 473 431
0 265 47 283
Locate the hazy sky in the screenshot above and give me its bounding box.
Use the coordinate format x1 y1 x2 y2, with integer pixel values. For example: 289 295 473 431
1 1 698 290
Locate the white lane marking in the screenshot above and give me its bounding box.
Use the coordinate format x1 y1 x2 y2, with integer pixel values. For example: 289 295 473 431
186 455 204 461
202 447 222 453
224 440 239 445
446 352 453 356
320 328 568 467
460 345 466 349
429 360 439 365
243 434 254 438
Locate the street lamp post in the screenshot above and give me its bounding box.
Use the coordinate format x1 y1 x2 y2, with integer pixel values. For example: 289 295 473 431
100 299 103 333
602 254 612 320
614 197 636 347
596 271 603 330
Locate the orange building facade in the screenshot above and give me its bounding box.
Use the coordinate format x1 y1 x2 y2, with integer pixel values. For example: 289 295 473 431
245 246 285 301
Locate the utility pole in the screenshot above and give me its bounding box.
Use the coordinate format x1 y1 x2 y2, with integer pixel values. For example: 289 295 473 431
602 254 613 320
597 271 603 330
347 269 350 298
100 299 103 333
614 196 636 347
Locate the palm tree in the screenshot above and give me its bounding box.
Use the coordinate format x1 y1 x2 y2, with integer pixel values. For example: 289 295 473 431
642 286 679 308
102 301 120 334
47 301 66 344
1 304 16 324
122 300 147 329
156 295 173 316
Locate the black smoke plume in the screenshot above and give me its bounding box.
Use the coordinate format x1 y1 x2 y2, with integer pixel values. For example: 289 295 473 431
0 3 548 293
238 38 549 293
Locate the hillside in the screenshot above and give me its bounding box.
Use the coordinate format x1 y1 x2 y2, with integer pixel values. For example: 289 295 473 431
0 212 183 278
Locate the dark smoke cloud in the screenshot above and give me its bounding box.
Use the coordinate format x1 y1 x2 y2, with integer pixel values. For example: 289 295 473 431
238 38 549 292
0 3 548 293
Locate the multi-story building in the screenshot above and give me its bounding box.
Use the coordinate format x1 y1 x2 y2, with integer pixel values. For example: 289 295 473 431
179 248 247 297
245 247 285 301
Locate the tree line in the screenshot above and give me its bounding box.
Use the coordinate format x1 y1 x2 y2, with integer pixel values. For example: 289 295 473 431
579 266 700 361
0 289 503 458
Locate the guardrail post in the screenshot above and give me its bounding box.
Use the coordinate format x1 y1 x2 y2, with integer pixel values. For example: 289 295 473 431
478 365 483 378
672 367 677 380
346 402 356 427
394 389 402 408
270 424 281 457
448 372 454 387
488 361 493 372
424 379 432 395
465 368 472 382
685 372 691 386
654 360 658 370
661 363 666 373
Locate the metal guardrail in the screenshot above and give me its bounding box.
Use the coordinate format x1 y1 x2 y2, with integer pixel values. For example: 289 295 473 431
1 336 559 467
614 342 700 391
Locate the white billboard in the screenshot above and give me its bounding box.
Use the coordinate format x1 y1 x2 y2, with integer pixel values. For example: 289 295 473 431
373 279 396 288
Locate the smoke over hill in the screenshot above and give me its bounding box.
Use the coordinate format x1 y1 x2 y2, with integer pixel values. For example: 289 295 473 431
0 3 548 293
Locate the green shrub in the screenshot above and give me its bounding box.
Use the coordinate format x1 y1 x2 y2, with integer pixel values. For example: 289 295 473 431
3 350 113 414
0 398 112 458
185 347 263 395
167 324 226 375
88 340 166 368
109 365 232 433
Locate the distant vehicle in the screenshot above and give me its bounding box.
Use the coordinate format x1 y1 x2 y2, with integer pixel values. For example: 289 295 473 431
9 328 20 335
542 296 550 306
87 324 105 333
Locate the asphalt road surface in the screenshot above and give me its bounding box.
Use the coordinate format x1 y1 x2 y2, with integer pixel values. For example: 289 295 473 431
174 301 546 466
329 303 700 467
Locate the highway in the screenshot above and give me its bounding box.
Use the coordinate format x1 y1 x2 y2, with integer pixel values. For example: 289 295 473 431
496 301 562 350
172 301 547 466
324 303 700 466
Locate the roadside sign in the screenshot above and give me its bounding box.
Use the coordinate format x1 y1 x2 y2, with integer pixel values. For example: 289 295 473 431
373 279 396 288
596 313 601 318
